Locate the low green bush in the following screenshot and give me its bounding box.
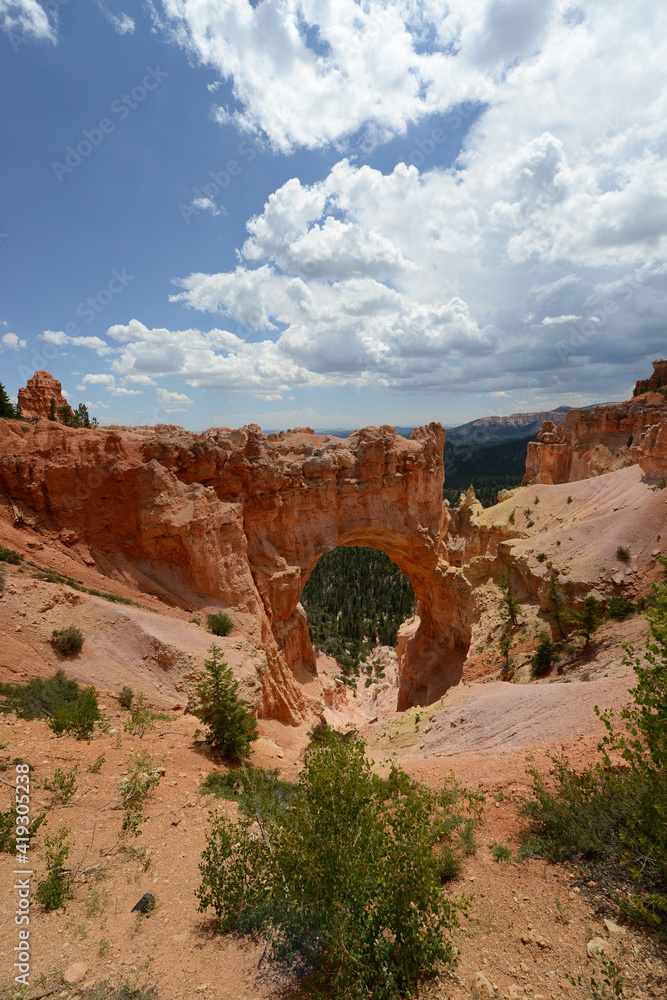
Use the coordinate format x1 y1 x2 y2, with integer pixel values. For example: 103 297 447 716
44 764 79 805
606 596 635 620
0 669 80 719
50 625 84 656
519 577 667 933
119 686 134 710
616 545 631 562
49 685 102 740
207 612 234 637
197 737 483 1000
492 844 512 863
36 827 75 911
0 544 21 564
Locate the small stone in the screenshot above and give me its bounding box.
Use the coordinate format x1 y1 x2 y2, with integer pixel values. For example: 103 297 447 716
470 970 494 997
63 963 87 985
587 880 597 887
604 918 626 935
521 930 536 944
587 937 610 958
520 961 529 972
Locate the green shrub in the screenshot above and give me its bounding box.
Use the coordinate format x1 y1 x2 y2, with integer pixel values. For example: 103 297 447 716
0 544 21 564
536 552 547 562
44 764 79 805
196 738 483 999
36 827 75 911
566 495 573 503
0 669 80 720
195 644 258 761
498 572 523 627
492 844 512 863
119 686 134 710
606 596 635 620
89 754 105 773
616 545 631 562
207 612 234 637
531 634 559 678
118 750 162 838
50 625 84 656
124 693 155 740
48 684 101 740
519 579 667 932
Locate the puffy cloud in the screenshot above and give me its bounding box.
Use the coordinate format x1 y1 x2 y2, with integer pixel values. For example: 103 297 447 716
1 331 26 350
156 387 194 406
0 0 56 42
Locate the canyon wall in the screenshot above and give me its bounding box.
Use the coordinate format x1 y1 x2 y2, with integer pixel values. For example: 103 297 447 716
524 361 667 485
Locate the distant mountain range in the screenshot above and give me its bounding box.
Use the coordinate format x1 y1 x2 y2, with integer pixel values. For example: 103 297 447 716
315 408 571 445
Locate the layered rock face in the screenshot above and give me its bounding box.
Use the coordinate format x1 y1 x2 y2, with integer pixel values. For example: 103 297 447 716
18 370 68 420
524 366 667 485
0 404 471 716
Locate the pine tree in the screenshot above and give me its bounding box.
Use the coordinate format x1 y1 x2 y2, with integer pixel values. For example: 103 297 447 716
48 396 56 421
499 572 523 627
546 575 567 638
0 382 14 419
570 596 605 649
196 644 258 760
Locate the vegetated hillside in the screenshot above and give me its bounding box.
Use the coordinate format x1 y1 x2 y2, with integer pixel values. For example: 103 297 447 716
301 546 416 674
443 434 534 508
445 407 570 445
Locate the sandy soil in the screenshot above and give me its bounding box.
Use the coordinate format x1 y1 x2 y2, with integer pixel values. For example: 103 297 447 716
1 613 665 1000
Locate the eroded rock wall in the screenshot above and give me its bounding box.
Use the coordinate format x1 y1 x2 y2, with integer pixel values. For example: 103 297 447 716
524 395 667 485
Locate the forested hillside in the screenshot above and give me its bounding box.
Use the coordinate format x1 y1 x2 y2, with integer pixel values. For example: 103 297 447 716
443 434 533 507
301 546 416 675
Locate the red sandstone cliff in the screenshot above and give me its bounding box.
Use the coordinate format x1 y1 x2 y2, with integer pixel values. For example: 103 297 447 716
524 361 667 485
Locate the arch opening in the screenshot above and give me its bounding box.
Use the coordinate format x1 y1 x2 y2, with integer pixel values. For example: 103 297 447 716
301 545 417 682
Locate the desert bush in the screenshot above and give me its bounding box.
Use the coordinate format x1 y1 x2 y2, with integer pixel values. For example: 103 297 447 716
119 686 134 710
89 754 105 773
48 684 102 740
616 545 631 562
195 644 258 761
118 750 162 838
0 544 21 564
197 737 482 1000
44 764 79 805
0 669 80 720
207 612 234 637
606 596 635 620
492 844 512 863
536 552 547 562
124 693 155 740
36 826 75 911
50 625 84 656
519 578 667 932
531 634 559 678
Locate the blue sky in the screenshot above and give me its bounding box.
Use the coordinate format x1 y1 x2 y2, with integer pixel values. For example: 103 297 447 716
1 0 666 432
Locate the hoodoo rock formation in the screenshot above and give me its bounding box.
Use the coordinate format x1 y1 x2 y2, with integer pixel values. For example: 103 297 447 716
17 370 69 420
524 362 667 485
0 397 472 718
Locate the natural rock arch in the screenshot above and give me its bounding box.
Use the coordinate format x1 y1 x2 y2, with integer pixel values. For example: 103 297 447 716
236 424 471 708
0 378 475 719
